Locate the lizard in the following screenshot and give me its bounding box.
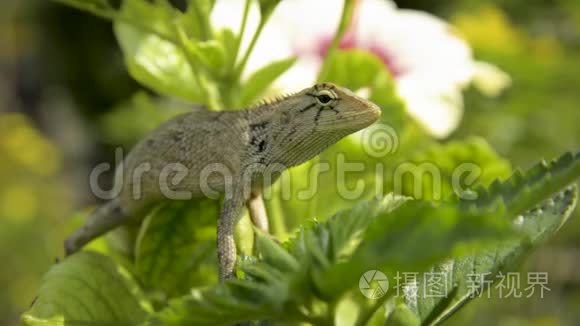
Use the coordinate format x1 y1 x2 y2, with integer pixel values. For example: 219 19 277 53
64 82 381 281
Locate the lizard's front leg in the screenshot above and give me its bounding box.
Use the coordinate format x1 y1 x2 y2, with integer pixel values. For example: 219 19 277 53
217 185 245 281
246 191 269 233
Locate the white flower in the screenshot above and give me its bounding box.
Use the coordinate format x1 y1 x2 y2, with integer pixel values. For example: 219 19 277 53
211 0 510 138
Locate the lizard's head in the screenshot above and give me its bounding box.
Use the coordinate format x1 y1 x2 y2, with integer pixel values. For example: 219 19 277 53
265 83 381 167
294 83 382 133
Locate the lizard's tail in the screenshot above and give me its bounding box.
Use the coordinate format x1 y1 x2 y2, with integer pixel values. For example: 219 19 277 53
64 199 129 256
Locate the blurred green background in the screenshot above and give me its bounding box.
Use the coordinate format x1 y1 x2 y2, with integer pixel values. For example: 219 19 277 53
1 0 579 325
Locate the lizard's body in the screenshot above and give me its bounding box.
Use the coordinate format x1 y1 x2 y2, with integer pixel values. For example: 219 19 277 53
120 109 246 214
65 83 381 280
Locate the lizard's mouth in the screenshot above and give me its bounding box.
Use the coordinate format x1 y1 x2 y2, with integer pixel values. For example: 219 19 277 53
318 103 382 132
318 117 379 134
365 102 382 122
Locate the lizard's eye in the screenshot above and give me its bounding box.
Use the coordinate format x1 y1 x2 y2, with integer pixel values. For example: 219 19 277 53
315 89 337 106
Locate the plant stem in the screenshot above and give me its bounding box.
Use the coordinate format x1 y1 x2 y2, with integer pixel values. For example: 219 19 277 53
220 0 251 109
234 15 267 80
317 0 357 82
188 0 212 40
174 25 218 109
232 0 252 71
355 293 393 326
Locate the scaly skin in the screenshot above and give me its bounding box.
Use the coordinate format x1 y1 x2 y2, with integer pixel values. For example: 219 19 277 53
64 82 382 281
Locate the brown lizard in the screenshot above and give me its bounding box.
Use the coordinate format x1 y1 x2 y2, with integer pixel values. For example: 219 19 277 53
64 82 381 280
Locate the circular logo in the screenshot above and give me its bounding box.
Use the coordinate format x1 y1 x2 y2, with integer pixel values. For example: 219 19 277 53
361 123 399 158
359 270 389 299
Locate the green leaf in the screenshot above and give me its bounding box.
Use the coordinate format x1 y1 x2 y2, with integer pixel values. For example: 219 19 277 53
257 0 282 19
99 92 192 147
461 151 580 217
58 0 229 104
389 185 578 325
240 57 297 106
215 28 237 72
256 231 301 274
148 149 580 324
113 0 204 102
393 137 512 201
386 303 421 326
135 200 220 299
149 195 409 325
384 151 580 324
317 152 580 303
267 135 510 240
114 25 202 102
148 190 511 325
317 196 512 301
184 0 216 40
287 194 409 266
22 251 152 325
359 153 580 323
190 40 227 73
